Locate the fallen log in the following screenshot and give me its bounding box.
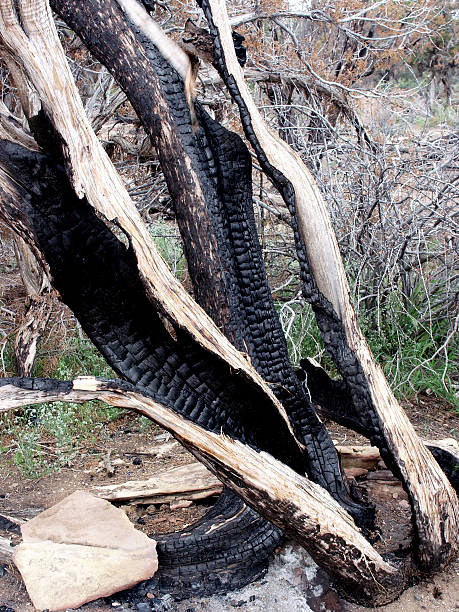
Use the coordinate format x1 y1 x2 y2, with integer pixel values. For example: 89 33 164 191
93 441 455 505
93 462 223 504
336 445 383 471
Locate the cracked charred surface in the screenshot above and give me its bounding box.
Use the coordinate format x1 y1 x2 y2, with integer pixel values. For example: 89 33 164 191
0 0 453 604
297 360 459 494
50 0 370 529
199 0 458 570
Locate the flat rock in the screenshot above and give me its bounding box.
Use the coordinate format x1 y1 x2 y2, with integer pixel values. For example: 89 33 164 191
13 490 157 611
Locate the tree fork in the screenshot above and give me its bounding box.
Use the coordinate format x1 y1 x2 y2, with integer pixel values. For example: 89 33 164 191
47 0 370 526
0 47 397 610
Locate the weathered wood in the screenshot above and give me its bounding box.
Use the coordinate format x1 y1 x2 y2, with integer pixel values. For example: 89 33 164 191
0 127 288 596
0 536 14 563
95 440 458 504
337 445 383 471
201 0 459 568
93 462 223 503
0 376 404 605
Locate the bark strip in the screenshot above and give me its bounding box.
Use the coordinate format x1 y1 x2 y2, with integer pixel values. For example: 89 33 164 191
13 237 53 377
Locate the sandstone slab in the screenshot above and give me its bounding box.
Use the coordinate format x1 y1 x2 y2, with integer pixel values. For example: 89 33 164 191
13 490 157 611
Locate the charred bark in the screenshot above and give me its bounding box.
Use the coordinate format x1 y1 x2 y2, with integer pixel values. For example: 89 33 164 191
199 0 458 569
47 0 368 535
47 0 373 591
297 359 459 493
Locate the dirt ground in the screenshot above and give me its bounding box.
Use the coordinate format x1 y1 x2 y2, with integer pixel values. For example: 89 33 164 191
0 399 457 612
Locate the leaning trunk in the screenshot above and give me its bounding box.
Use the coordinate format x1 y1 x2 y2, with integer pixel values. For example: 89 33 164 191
199 0 458 569
0 374 405 606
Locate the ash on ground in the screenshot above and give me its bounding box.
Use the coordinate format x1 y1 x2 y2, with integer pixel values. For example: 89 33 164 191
172 543 340 612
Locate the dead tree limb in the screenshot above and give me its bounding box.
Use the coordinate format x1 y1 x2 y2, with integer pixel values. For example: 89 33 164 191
0 376 405 606
200 0 458 569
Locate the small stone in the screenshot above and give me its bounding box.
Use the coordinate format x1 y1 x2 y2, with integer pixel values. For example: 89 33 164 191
323 589 341 611
154 433 170 442
133 457 142 466
146 592 155 599
112 602 121 607
0 564 6 577
414 593 422 601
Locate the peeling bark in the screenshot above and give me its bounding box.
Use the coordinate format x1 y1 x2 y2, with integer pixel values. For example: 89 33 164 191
13 237 53 377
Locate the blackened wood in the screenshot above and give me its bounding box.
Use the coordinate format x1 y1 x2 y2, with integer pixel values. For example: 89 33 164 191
200 0 458 569
50 0 370 527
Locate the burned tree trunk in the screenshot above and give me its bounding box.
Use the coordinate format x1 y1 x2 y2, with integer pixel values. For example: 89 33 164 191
45 0 376 592
47 0 367 530
0 101 402 606
199 0 458 570
0 0 457 606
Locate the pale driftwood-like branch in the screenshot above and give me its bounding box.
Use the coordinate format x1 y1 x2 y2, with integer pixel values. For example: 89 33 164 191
93 462 223 504
95 440 458 504
229 11 314 27
0 102 38 151
203 0 458 568
0 376 403 605
0 0 299 452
